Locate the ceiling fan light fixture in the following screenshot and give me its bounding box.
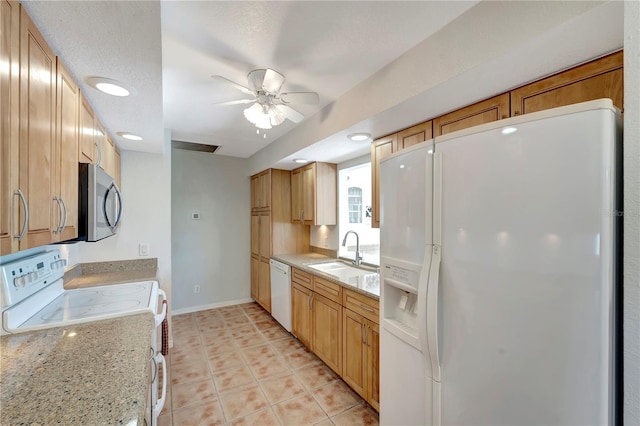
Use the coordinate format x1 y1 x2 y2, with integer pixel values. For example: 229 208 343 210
268 105 286 126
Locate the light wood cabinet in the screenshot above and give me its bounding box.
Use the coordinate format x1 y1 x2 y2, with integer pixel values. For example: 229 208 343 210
291 269 343 376
18 7 57 250
53 58 79 241
370 134 397 229
1 0 20 255
251 211 271 310
250 169 310 312
250 170 271 210
312 292 343 375
510 51 623 116
342 288 380 410
433 93 510 137
291 162 337 226
292 281 312 348
78 93 95 163
397 121 432 150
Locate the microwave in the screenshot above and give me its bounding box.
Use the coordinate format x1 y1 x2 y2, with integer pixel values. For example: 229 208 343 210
78 164 123 241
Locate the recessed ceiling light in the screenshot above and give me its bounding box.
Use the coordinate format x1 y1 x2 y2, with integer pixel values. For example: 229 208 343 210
347 132 372 142
501 127 518 135
117 132 143 141
87 77 136 97
293 159 308 164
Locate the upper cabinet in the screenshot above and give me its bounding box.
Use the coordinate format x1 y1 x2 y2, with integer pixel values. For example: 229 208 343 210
291 162 337 226
397 121 432 150
1 0 20 255
510 51 623 116
370 134 397 229
433 93 510 137
18 7 57 250
54 59 79 242
1 4 122 255
250 170 271 211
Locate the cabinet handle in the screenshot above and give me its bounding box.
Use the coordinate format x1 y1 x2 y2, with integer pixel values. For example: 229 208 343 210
59 197 68 232
359 303 375 313
14 189 28 241
95 142 102 166
53 197 63 233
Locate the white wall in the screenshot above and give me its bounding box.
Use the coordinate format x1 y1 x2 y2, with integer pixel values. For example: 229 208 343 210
624 1 640 423
71 130 173 309
171 149 251 314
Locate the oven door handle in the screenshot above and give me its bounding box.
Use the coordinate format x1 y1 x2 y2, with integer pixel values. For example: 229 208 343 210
155 289 167 327
153 353 167 419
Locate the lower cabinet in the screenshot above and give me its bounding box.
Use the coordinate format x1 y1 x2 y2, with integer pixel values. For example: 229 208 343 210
290 268 379 410
343 309 380 411
292 282 312 348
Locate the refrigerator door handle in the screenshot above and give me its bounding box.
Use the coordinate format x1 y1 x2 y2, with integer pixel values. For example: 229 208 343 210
417 248 432 364
427 245 442 383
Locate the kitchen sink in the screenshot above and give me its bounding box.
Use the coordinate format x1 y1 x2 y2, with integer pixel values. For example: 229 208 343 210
306 261 377 281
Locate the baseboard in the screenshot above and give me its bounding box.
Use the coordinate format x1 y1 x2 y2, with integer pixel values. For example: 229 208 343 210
171 297 255 316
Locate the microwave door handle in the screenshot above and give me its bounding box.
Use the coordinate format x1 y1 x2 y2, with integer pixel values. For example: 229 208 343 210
112 183 123 230
103 186 114 228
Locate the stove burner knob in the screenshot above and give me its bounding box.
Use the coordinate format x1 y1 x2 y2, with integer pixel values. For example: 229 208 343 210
13 276 26 288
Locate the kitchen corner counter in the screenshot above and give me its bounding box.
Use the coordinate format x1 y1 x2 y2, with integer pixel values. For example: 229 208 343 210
0 313 153 425
64 258 158 289
272 253 380 300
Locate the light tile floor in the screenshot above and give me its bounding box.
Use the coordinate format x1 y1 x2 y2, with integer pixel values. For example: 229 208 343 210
159 302 379 426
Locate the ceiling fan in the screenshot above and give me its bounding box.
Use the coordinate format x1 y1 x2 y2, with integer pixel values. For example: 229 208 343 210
211 68 319 130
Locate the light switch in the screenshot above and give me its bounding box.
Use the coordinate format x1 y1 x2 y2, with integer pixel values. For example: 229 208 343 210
139 243 150 256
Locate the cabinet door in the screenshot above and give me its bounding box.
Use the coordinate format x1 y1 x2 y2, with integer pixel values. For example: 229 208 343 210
292 282 312 348
0 0 20 255
250 175 259 210
250 255 259 301
18 8 56 249
259 212 271 259
433 93 510 137
114 148 121 188
291 169 302 223
94 122 107 170
250 213 259 257
371 134 397 229
312 292 342 375
258 259 271 312
301 164 315 223
259 171 271 209
510 50 623 116
78 93 95 163
55 59 79 241
397 121 432 150
342 309 367 398
366 321 380 411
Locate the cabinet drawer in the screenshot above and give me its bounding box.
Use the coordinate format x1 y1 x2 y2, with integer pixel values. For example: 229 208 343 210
313 276 342 303
343 289 379 324
292 268 312 289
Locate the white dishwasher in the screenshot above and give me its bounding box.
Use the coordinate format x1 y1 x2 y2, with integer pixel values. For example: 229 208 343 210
269 259 292 332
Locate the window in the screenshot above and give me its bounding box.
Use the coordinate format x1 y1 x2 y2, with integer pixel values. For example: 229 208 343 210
348 187 362 223
338 161 379 265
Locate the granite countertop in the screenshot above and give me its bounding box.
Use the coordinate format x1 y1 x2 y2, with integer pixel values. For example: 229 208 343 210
0 313 153 425
64 258 158 289
272 253 380 300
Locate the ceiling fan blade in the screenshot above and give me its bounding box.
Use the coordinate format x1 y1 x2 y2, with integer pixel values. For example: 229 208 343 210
211 75 255 96
276 104 304 123
262 68 285 94
212 98 256 106
280 92 319 105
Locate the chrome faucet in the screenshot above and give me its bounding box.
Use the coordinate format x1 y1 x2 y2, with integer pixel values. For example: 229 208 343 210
342 230 363 266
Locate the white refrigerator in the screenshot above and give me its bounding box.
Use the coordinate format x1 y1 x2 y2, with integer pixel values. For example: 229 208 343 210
379 99 621 426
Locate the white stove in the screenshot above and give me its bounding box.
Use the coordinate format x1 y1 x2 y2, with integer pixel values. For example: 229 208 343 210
0 249 168 425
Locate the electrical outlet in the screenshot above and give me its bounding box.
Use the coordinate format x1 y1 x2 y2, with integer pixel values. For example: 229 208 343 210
194 285 201 294
139 243 150 256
